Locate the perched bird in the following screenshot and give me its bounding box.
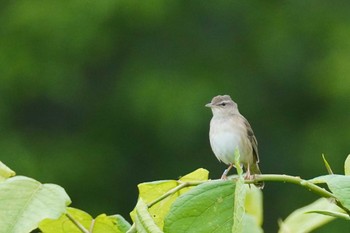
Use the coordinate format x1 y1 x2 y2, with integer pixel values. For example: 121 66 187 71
206 95 264 188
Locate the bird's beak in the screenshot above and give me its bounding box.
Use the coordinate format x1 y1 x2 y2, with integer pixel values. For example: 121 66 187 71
205 103 213 108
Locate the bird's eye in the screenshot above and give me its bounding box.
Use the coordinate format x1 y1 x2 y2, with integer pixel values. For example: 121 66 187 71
220 103 226 106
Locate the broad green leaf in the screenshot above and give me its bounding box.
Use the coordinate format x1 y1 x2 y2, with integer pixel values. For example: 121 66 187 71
245 186 263 226
322 154 333 174
0 161 16 182
345 154 350 175
134 199 163 233
164 180 235 233
307 210 350 220
310 175 350 210
278 198 341 233
40 207 92 233
130 169 208 229
0 176 71 233
40 207 131 233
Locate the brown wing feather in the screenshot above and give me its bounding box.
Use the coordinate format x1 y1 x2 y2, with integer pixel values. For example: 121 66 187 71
243 117 259 163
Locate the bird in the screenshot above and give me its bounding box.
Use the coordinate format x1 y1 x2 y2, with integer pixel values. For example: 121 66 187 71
206 95 264 188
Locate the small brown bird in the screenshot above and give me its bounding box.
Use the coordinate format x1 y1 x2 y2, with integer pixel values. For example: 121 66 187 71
206 95 264 188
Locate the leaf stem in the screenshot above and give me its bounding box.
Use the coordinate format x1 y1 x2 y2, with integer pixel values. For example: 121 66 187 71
66 212 90 233
147 180 206 208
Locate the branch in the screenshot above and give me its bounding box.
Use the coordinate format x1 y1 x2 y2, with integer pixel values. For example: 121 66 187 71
247 174 335 198
146 174 339 209
246 174 350 215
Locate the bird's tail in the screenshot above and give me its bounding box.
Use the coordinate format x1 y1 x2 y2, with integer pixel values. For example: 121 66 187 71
250 163 264 189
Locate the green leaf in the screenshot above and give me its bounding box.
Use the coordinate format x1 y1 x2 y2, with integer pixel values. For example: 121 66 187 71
345 154 350 175
109 215 132 232
164 180 235 233
0 176 71 233
233 172 246 232
178 168 209 182
177 168 209 195
130 169 208 229
130 180 177 227
245 186 263 226
307 210 350 220
278 198 341 233
234 149 243 176
0 161 16 182
322 154 333 174
40 207 92 233
242 214 263 233
93 214 132 233
310 175 350 210
40 208 131 233
134 199 163 233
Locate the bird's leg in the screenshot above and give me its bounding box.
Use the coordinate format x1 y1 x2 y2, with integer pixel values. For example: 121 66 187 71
244 164 252 180
221 164 233 180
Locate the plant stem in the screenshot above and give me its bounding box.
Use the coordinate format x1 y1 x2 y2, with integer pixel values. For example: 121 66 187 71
66 212 90 233
247 174 350 215
145 174 349 216
248 174 335 198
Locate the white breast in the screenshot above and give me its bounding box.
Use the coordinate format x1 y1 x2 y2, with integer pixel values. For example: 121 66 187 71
209 116 252 165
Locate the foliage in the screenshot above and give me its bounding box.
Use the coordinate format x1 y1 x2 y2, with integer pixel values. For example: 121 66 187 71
2 2 350 232
0 156 349 233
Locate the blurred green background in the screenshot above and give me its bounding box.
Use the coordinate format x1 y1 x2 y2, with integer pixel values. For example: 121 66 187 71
1 1 350 232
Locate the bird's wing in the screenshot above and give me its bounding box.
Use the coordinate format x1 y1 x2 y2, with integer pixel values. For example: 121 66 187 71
243 117 259 163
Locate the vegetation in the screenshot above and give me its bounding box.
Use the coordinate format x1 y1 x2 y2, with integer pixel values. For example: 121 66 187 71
1 1 350 232
0 154 349 232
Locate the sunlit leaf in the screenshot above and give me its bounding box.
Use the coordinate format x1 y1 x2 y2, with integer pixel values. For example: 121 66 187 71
345 154 350 175
93 214 131 233
234 149 243 176
0 176 71 233
177 168 209 194
0 161 16 182
130 169 208 229
243 214 263 233
40 208 131 233
245 186 263 226
278 198 341 233
178 168 209 182
40 207 92 233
